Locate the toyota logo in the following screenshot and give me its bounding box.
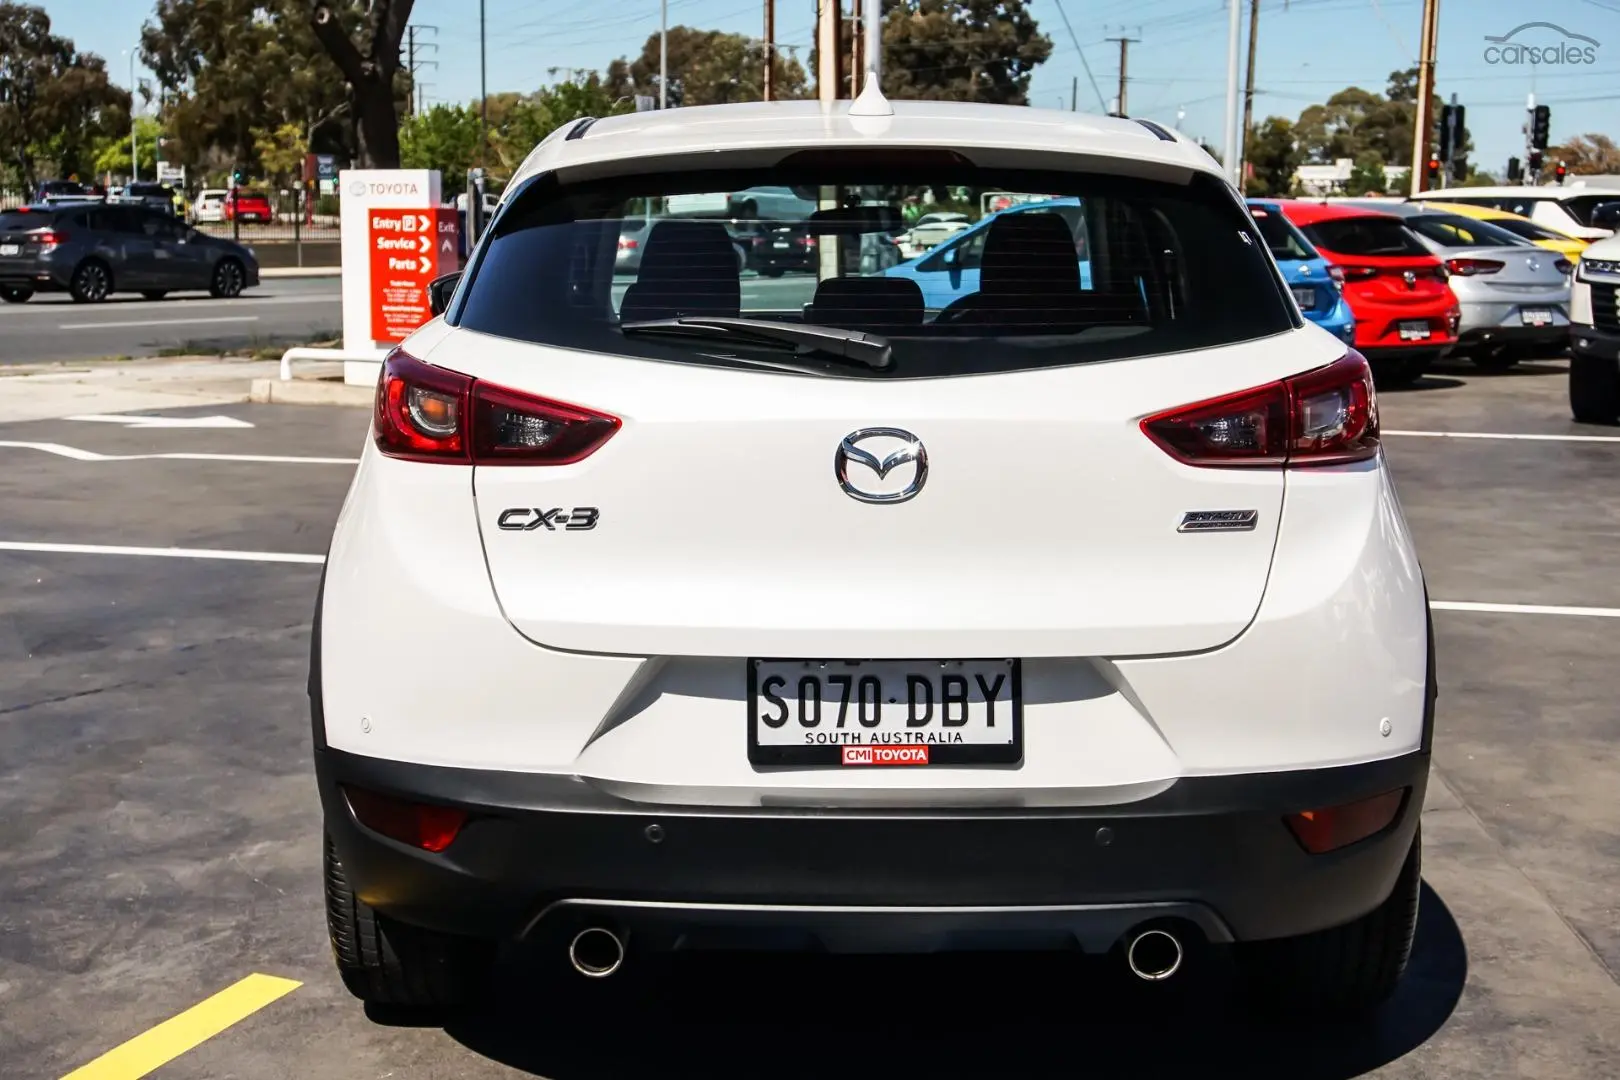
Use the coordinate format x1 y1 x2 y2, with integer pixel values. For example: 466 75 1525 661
348 179 367 197
834 428 928 504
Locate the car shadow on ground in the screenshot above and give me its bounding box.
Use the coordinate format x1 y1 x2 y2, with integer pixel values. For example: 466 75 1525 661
1384 375 1467 393
412 883 1466 1079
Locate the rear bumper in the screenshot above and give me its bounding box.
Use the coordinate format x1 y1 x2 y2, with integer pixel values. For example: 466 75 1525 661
1457 324 1568 349
317 747 1429 953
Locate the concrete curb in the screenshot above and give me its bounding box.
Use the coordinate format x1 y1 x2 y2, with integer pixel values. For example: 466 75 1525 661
249 377 372 407
260 266 342 279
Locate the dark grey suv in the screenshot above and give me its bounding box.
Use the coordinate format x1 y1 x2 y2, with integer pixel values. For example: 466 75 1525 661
0 202 260 304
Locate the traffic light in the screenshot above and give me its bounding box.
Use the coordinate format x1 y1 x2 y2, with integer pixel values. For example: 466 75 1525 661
1506 156 1523 183
1555 161 1568 185
1438 104 1454 161
1426 156 1441 184
1528 149 1544 177
231 168 243 188
1531 104 1551 150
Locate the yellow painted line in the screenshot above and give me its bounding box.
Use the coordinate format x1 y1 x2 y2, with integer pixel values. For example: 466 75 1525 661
60 973 301 1080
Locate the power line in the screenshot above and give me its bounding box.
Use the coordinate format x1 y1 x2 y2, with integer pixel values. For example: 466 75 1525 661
1105 29 1141 115
1050 0 1109 113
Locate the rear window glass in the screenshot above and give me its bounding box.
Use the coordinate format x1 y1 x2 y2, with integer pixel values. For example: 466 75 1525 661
1301 217 1428 257
1405 214 1523 248
0 212 55 232
454 159 1295 379
1562 195 1620 227
1490 217 1566 243
1249 208 1315 260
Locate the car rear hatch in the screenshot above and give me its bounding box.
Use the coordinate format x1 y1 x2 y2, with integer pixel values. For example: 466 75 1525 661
455 334 1313 660
0 213 54 271
1445 245 1569 299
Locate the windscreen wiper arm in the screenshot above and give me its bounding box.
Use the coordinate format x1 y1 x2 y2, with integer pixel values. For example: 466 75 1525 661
620 316 893 371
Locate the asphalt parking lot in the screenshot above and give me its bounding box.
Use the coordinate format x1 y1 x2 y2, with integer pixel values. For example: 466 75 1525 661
2 355 1618 1079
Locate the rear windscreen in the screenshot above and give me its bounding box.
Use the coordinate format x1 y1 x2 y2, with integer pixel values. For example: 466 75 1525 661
452 157 1297 379
0 213 53 232
1406 214 1524 248
1250 208 1315 260
1303 217 1430 257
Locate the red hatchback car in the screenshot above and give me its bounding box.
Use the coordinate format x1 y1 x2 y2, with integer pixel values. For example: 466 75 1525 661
225 190 273 224
1276 201 1460 386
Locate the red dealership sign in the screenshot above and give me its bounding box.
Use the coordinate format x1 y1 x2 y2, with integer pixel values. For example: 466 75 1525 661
368 208 439 344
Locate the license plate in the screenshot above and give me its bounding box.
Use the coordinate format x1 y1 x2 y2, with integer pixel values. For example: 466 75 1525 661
774 241 791 249
748 659 1022 766
1398 320 1431 341
1521 307 1553 326
1292 286 1316 310
0 244 19 257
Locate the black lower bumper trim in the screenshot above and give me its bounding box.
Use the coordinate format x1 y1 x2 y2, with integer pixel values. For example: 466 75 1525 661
1571 324 1620 361
316 748 1429 951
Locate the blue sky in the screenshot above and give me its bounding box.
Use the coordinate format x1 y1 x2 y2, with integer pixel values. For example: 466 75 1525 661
41 0 1620 172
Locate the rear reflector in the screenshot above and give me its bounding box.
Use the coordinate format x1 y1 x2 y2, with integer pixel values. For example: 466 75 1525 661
373 348 621 465
343 785 468 853
1285 789 1406 854
1140 352 1379 468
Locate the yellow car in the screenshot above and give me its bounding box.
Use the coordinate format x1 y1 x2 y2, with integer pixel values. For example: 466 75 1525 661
1415 200 1588 259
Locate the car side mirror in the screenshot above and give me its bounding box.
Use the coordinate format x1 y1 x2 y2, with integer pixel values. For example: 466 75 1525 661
428 272 462 317
1592 201 1620 230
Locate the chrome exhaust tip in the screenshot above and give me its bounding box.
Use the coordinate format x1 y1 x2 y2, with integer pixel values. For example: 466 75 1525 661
1125 928 1183 981
568 927 626 978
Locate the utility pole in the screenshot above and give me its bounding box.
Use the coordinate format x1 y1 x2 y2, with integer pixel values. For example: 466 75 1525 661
1408 0 1440 196
1071 76 1078 112
1241 0 1261 161
479 0 487 166
850 0 862 97
660 0 668 108
816 0 840 103
763 0 775 101
1106 30 1140 116
406 25 439 117
1223 0 1242 185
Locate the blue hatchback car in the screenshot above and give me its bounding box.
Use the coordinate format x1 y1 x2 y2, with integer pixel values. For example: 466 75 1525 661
884 198 1093 311
1246 199 1356 345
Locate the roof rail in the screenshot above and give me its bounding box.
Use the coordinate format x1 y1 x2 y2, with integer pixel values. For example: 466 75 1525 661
1133 119 1176 142
565 117 598 140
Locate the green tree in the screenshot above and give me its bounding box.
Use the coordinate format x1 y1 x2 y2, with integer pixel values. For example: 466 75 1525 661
253 121 308 185
609 27 808 106
1345 153 1389 196
861 0 1052 105
489 76 635 174
1244 116 1300 196
92 115 163 177
1548 134 1620 175
0 2 129 186
399 103 481 180
306 0 414 167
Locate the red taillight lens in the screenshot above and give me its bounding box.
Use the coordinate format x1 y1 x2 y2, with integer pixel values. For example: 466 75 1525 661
1285 789 1406 854
375 349 472 461
374 348 621 466
1556 258 1573 275
618 237 638 250
1335 265 1379 281
1445 257 1504 276
803 235 818 249
343 786 468 853
33 230 66 246
471 382 621 465
1327 265 1346 285
1141 353 1379 469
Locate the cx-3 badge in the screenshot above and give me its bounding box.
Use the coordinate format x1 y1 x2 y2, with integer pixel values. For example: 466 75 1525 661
834 428 928 504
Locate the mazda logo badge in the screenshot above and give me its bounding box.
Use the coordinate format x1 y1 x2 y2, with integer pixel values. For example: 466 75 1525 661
834 428 928 504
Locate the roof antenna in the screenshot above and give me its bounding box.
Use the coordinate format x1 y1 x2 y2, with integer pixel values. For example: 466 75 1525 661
848 73 893 117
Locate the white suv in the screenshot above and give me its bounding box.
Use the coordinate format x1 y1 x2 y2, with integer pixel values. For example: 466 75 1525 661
1569 235 1620 423
313 94 1434 1014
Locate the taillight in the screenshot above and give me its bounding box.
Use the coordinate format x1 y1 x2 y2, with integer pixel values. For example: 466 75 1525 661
373 348 621 465
803 235 818 249
1556 258 1573 276
1140 352 1379 468
34 229 66 247
1327 265 1346 286
1445 257 1503 276
617 237 638 251
1335 265 1378 281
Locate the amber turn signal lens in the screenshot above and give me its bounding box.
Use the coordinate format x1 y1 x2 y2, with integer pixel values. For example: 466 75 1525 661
343 785 468 853
1285 789 1406 854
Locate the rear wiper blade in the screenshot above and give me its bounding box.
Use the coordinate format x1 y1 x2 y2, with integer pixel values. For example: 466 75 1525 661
620 316 893 371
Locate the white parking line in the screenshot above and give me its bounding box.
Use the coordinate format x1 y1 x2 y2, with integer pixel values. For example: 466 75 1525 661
0 441 357 464
56 316 260 331
1385 430 1620 444
0 541 324 564
1430 600 1620 619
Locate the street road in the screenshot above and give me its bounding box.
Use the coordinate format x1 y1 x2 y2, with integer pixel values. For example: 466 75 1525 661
0 278 342 365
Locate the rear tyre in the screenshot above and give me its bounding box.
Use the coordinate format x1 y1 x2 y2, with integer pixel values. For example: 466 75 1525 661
324 832 493 1008
0 286 32 304
210 258 245 299
69 259 112 303
1240 827 1422 1015
1570 356 1620 425
141 290 169 301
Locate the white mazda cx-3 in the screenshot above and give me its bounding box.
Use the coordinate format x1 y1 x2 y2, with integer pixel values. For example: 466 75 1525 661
313 89 1433 1013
